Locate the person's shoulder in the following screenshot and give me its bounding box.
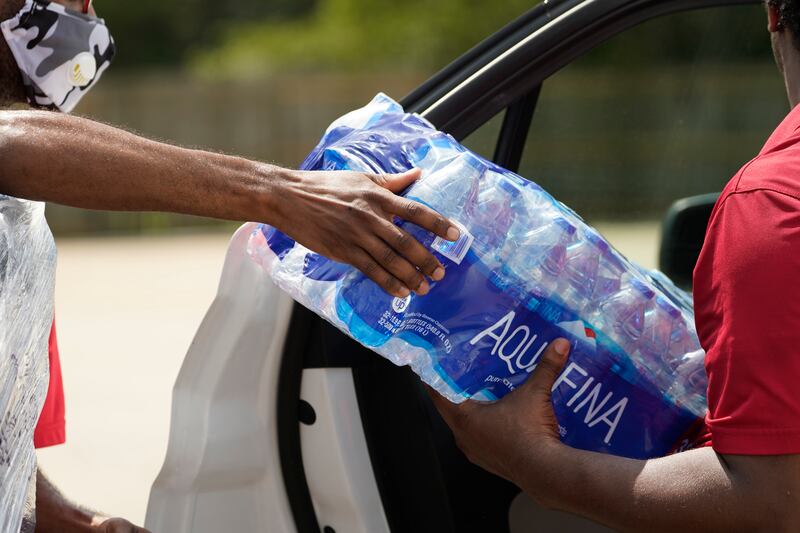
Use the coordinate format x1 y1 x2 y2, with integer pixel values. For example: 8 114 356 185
732 106 800 195
724 104 800 199
711 184 800 236
703 184 800 282
700 154 800 281
695 169 800 350
730 151 800 202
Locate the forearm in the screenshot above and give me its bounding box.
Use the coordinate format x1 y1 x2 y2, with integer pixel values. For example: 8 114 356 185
0 109 283 222
524 444 789 532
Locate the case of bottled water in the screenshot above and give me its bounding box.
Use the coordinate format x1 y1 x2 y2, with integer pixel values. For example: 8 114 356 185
247 93 707 459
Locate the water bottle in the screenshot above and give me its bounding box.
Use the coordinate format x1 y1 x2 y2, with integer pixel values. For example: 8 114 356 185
635 296 682 390
668 317 703 366
411 134 463 176
667 349 707 415
408 152 481 218
470 172 520 269
595 277 655 355
556 230 606 313
588 246 627 310
504 217 576 299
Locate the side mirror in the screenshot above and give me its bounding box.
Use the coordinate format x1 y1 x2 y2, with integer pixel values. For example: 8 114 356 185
658 193 720 290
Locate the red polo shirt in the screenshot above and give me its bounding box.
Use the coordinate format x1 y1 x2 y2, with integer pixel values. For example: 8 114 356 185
34 319 66 448
694 103 800 455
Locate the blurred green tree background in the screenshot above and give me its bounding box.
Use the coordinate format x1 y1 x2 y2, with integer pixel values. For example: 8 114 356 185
46 1 784 235
95 0 315 69
98 0 771 74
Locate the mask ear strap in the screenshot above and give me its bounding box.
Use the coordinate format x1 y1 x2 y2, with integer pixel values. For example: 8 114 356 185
19 3 33 25
21 1 44 26
22 76 54 111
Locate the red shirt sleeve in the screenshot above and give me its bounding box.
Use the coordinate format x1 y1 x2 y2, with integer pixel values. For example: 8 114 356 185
34 319 66 448
694 188 800 455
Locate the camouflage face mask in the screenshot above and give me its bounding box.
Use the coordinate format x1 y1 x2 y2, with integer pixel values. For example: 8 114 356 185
1 0 115 112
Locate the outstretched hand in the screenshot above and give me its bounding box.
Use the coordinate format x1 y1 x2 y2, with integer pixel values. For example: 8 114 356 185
0 112 458 299
427 338 571 484
273 168 460 298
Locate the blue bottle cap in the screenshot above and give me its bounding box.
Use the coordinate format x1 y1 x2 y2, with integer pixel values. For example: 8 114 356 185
554 217 577 236
655 296 682 319
498 176 523 197
585 229 610 253
460 151 487 173
630 278 656 300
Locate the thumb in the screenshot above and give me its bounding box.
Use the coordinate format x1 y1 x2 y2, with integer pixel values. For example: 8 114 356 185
522 338 570 395
376 168 423 193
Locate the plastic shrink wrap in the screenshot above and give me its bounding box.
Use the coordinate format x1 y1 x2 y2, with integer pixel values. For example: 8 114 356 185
0 195 55 533
246 93 707 459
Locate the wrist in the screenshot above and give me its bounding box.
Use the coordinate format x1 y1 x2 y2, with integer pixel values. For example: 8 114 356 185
518 437 571 510
248 162 298 228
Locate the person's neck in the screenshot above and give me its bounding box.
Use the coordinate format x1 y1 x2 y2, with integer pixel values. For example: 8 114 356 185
784 63 800 109
780 41 800 108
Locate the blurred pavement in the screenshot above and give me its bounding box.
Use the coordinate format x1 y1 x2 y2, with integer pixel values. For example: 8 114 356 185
35 222 659 526
37 231 233 525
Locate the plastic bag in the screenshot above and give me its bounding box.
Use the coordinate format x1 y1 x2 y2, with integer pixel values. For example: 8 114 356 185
0 195 56 532
247 93 706 459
